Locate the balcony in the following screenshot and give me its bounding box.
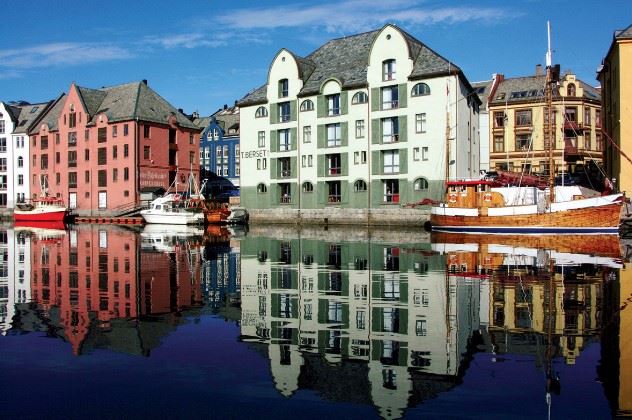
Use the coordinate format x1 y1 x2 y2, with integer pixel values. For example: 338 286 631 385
280 169 292 178
383 134 399 144
328 167 341 176
279 114 290 123
564 120 583 132
280 195 292 204
327 195 341 203
564 138 579 157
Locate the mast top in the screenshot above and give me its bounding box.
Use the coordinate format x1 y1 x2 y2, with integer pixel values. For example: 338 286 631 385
546 21 552 68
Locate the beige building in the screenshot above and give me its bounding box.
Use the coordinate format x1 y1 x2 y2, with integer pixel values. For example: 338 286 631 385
598 24 632 194
488 68 602 178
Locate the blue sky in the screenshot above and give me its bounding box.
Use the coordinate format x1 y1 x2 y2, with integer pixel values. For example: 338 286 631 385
1 0 630 116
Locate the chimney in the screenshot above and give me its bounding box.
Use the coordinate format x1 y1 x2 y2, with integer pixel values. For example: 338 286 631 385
223 104 228 110
178 108 183 114
535 64 544 76
142 79 148 85
192 111 200 119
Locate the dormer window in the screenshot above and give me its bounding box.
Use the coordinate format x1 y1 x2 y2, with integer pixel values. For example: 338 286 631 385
279 79 289 98
383 59 396 81
567 83 576 97
327 94 340 116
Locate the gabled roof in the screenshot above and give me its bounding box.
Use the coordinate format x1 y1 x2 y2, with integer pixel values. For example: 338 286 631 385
72 81 200 130
32 94 66 133
238 24 468 106
13 101 53 134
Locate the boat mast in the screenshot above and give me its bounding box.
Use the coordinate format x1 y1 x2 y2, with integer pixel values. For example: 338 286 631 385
545 21 555 203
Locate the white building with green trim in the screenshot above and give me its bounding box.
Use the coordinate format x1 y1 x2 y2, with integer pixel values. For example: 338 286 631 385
238 24 480 223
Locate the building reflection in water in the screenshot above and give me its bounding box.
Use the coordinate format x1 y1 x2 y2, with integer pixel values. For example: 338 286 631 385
2 223 631 417
240 227 625 418
4 224 240 356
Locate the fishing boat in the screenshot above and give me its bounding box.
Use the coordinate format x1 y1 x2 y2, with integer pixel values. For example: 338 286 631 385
140 193 205 225
14 196 68 222
428 23 624 234
141 170 207 225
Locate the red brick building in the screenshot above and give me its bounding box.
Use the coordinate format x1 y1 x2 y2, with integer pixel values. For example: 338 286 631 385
29 81 201 216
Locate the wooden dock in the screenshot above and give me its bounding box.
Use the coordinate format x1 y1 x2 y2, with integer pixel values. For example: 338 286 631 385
74 217 144 225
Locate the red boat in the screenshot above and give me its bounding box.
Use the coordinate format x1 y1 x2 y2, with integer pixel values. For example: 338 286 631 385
14 197 68 222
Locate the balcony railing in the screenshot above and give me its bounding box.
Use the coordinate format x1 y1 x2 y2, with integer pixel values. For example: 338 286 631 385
279 114 290 123
280 195 292 204
382 100 399 110
383 134 399 144
328 167 341 176
327 195 341 203
280 169 291 178
564 138 579 155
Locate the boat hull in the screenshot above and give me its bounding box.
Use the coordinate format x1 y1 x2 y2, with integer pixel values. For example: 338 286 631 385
430 202 622 234
14 209 67 222
140 211 204 225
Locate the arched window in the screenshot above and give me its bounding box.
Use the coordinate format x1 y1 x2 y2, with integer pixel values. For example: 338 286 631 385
302 181 313 192
352 92 368 104
255 106 268 118
413 178 429 191
300 99 314 111
17 156 23 168
411 83 431 97
354 179 367 192
257 183 267 193
567 83 576 97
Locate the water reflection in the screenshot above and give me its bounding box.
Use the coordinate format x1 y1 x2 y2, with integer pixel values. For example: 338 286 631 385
1 223 631 417
3 223 239 356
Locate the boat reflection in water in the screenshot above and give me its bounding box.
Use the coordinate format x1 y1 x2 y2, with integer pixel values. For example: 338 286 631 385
1 224 631 417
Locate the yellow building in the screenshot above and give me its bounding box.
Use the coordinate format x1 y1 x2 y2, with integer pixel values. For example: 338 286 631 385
598 24 632 195
488 68 603 177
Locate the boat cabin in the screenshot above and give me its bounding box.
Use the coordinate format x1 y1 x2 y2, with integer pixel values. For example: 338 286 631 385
444 180 504 208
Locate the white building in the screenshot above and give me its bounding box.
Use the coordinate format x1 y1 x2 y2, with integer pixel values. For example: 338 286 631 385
238 24 480 215
0 100 52 209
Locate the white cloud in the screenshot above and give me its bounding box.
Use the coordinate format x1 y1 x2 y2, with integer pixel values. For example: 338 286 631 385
0 42 133 70
142 31 271 50
216 0 513 32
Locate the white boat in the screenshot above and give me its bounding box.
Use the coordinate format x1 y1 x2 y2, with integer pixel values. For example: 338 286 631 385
140 193 205 225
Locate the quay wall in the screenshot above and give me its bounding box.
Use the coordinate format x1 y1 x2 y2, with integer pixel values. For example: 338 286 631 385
247 208 430 227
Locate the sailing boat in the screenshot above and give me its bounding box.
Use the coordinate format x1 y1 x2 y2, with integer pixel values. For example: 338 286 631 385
429 23 624 234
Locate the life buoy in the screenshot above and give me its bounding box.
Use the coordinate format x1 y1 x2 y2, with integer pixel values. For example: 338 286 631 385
483 192 492 202
448 193 457 203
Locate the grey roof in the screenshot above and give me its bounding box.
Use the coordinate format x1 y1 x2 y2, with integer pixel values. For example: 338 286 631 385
13 101 53 134
238 24 467 106
489 74 600 106
615 24 632 39
193 116 212 129
79 81 199 130
211 105 240 135
32 94 66 132
471 80 493 110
